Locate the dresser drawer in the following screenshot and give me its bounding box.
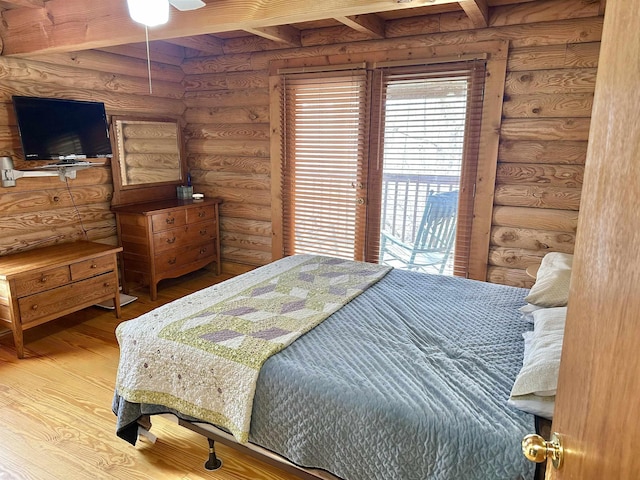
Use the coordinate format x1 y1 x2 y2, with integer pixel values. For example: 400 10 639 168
70 255 116 281
187 205 216 225
153 221 217 253
18 272 118 325
151 209 187 232
14 266 71 297
154 243 216 274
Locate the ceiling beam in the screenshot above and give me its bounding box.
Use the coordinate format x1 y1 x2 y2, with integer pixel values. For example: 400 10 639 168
162 35 225 56
458 0 489 28
0 0 458 56
243 25 302 47
99 42 185 66
1 0 44 7
335 14 385 39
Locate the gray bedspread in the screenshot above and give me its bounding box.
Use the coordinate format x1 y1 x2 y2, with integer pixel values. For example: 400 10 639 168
114 265 535 480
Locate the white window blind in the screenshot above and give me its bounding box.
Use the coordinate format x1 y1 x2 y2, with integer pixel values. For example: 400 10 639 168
370 60 486 276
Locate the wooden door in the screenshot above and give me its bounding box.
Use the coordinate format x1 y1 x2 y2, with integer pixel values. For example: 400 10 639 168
544 0 640 478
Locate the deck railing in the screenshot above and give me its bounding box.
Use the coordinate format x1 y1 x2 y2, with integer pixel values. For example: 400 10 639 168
381 173 459 245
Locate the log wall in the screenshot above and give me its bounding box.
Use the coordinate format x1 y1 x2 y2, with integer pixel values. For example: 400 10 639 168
0 0 601 286
0 51 185 255
181 0 601 284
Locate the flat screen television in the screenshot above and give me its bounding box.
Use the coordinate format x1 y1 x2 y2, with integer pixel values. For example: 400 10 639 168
12 96 112 163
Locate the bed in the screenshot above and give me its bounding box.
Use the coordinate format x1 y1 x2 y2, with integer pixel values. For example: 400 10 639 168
113 254 537 480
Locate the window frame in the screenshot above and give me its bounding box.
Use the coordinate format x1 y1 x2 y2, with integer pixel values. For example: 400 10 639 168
269 41 508 281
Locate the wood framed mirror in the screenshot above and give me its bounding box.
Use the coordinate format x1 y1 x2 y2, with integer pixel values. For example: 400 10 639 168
109 116 187 206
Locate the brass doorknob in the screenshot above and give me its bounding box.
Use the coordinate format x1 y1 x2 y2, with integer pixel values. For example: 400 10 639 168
522 432 564 470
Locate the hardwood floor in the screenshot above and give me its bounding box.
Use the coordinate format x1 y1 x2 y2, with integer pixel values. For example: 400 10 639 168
0 269 303 480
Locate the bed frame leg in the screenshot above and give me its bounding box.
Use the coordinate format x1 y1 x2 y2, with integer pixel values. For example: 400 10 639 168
204 438 223 471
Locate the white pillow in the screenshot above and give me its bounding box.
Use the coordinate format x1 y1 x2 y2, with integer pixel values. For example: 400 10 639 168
507 394 555 420
525 253 573 307
511 307 566 397
518 303 545 323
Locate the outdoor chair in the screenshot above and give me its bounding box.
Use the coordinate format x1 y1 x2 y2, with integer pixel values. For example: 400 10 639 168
380 190 458 274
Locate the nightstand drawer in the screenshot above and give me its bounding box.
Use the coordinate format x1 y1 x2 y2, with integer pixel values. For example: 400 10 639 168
14 266 71 297
70 255 116 281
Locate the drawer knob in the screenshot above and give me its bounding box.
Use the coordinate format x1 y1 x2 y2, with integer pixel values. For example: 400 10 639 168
200 229 207 235
166 217 175 225
198 211 205 218
40 275 48 283
167 237 177 244
168 257 177 265
32 304 38 311
104 282 110 287
200 248 207 254
91 263 98 269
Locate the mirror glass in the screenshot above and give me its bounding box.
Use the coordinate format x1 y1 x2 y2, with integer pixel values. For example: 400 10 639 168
113 117 183 186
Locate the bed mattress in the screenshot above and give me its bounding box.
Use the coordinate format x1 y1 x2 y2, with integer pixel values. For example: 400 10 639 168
114 256 535 480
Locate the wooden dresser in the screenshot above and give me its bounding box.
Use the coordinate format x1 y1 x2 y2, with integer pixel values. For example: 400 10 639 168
0 241 122 359
113 197 221 301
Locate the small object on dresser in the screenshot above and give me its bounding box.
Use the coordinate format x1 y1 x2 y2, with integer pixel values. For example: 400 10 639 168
192 193 204 201
177 185 193 199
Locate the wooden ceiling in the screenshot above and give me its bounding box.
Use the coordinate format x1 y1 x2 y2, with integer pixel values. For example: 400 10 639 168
0 0 605 61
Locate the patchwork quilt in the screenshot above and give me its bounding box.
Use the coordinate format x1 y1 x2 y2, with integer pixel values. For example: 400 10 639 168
114 256 536 479
115 255 390 442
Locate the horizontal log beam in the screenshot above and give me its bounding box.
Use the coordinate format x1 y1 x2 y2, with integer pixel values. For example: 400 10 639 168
220 202 273 221
185 123 270 140
502 93 594 118
496 163 584 188
188 155 271 174
486 266 534 288
494 184 582 210
490 226 576 253
507 42 600 71
492 206 579 232
20 49 184 83
2 0 44 7
221 246 272 267
0 0 459 56
498 140 588 165
504 68 597 95
184 106 270 124
163 35 225 55
500 118 591 141
183 70 270 91
183 89 270 107
188 138 270 157
221 231 272 252
220 217 272 236
488 246 547 269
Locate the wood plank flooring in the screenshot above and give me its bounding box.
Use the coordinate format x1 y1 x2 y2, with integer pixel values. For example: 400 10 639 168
0 269 303 480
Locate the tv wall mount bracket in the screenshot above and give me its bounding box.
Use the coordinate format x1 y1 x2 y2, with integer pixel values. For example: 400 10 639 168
1 156 92 187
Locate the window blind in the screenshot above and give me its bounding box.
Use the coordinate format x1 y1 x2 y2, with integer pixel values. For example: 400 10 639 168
370 60 486 277
280 70 370 260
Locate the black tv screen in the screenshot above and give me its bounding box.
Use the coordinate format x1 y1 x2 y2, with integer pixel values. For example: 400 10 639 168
12 96 112 161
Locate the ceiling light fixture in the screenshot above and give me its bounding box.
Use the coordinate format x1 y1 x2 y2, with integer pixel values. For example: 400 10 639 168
126 0 206 93
126 0 206 27
127 0 170 27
